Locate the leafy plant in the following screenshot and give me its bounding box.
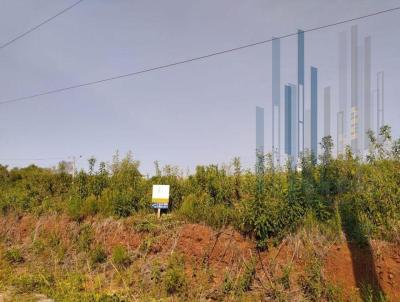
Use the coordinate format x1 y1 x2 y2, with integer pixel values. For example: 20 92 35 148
4 248 24 264
89 245 107 266
112 245 131 268
164 253 187 295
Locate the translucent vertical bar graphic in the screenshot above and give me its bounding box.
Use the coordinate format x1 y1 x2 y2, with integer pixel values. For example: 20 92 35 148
290 84 298 166
364 36 372 148
298 30 305 85
358 45 364 151
377 71 385 134
256 106 264 174
351 25 359 153
324 87 331 137
338 31 348 153
305 109 311 150
337 111 344 156
285 85 292 156
298 30 305 155
272 37 281 165
311 67 318 160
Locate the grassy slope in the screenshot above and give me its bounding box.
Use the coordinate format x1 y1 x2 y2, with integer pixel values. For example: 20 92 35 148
0 213 398 302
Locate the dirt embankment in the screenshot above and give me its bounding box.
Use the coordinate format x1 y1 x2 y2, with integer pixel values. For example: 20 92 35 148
1 214 399 300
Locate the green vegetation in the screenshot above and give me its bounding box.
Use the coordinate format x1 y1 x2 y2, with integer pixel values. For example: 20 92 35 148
164 253 187 295
111 245 131 268
89 245 107 266
0 127 399 248
4 247 24 264
0 126 399 301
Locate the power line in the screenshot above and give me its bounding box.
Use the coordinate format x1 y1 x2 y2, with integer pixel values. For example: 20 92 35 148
0 156 75 161
0 0 85 51
1 5 399 106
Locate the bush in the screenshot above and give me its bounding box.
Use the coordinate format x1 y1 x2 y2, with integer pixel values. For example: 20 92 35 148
112 245 131 268
299 259 325 301
237 259 256 292
81 194 100 217
0 127 400 247
132 216 158 233
4 248 24 264
179 193 236 229
221 272 234 294
298 258 344 302
164 253 186 295
76 224 93 252
90 246 107 266
12 273 47 294
97 293 126 302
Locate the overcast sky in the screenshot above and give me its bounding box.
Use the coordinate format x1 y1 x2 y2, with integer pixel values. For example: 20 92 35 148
0 0 400 175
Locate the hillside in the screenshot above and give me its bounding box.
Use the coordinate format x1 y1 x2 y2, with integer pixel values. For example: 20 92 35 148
0 213 399 301
0 131 400 301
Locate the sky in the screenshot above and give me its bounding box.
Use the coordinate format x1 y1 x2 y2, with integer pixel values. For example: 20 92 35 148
0 0 400 175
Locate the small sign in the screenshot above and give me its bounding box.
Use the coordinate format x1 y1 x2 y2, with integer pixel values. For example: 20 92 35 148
152 185 170 209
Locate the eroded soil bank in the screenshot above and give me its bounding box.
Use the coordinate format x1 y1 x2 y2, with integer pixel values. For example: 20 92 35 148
0 214 399 301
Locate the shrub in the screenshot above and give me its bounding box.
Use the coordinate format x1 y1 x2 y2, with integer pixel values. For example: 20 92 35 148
139 237 155 254
178 193 206 223
236 259 256 293
179 193 236 229
360 283 388 302
97 293 126 302
12 273 47 294
298 259 343 302
112 245 131 268
4 248 24 264
221 272 234 294
0 128 400 248
278 265 292 290
90 246 107 266
164 253 186 295
75 224 94 252
132 216 158 233
81 194 100 217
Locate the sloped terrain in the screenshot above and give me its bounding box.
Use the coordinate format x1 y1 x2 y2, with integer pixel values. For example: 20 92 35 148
0 214 399 301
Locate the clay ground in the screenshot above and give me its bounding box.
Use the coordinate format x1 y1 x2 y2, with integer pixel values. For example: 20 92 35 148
0 214 399 301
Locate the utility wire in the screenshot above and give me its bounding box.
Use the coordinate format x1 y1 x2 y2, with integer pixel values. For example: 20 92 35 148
1 5 399 106
0 156 76 161
0 0 85 51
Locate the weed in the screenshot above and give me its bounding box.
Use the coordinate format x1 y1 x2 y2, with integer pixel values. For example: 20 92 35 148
133 217 157 233
299 259 324 301
237 259 256 293
222 272 234 294
90 245 107 266
164 253 187 295
179 193 236 229
12 273 47 294
76 224 93 252
4 248 24 264
44 272 86 301
97 293 126 302
31 239 45 255
360 283 388 302
112 245 131 268
278 265 291 290
150 261 163 283
139 237 154 254
325 282 345 302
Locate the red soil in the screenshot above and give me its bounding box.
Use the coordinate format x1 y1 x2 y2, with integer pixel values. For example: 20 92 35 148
325 241 400 300
1 215 399 300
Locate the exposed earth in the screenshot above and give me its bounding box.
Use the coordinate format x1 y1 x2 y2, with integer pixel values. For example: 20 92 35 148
0 214 399 301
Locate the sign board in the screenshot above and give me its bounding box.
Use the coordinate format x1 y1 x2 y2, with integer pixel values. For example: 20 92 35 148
152 185 170 209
